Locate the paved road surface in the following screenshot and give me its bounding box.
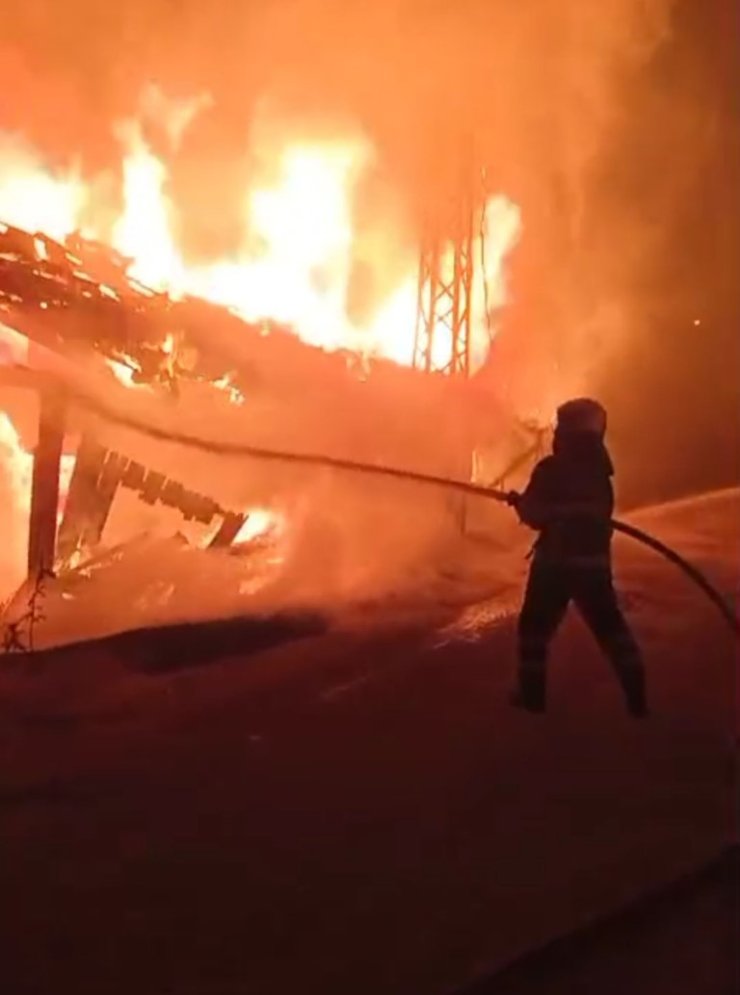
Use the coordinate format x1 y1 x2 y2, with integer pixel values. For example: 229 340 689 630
457 848 737 995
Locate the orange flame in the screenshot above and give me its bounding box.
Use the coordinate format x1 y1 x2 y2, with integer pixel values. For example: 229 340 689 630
0 135 84 241
0 89 521 372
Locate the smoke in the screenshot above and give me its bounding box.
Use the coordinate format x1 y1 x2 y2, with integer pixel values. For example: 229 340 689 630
2 1 677 365
1 3 676 199
3 0 735 503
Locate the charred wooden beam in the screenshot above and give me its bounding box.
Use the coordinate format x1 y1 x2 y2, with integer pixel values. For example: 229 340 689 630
27 390 66 578
85 451 128 545
140 470 166 504
56 435 107 566
208 512 247 549
57 435 245 561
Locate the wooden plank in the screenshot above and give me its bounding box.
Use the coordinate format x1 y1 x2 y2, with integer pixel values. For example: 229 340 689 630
208 512 247 549
56 435 107 566
27 390 66 578
84 451 127 545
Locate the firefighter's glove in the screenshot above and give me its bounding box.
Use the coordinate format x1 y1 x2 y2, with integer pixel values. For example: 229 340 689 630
505 490 521 508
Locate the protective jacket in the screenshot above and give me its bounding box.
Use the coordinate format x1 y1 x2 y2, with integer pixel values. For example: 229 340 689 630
516 432 614 566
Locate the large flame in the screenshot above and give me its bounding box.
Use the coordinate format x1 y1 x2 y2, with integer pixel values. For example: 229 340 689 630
0 90 521 372
0 134 84 241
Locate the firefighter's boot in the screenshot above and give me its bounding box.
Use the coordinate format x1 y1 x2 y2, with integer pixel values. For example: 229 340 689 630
510 667 546 714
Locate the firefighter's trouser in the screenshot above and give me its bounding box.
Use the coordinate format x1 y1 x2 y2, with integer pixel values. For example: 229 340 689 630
515 559 646 713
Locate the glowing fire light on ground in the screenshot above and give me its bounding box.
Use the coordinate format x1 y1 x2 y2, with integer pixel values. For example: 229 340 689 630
0 89 521 372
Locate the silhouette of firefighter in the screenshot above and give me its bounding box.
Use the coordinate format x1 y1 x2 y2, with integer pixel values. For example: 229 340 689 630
507 398 647 717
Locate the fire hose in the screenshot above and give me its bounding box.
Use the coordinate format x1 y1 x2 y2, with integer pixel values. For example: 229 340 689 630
13 367 740 638
63 387 739 637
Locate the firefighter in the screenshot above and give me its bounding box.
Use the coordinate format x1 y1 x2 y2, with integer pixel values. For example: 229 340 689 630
506 398 647 717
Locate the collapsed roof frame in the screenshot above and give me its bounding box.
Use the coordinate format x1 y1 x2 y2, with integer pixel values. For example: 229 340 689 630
0 222 279 620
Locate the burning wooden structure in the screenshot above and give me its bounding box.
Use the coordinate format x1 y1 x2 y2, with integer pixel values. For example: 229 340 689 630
1 217 543 630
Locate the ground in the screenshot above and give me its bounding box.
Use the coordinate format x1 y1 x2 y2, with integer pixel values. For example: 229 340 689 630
0 489 737 995
458 848 736 995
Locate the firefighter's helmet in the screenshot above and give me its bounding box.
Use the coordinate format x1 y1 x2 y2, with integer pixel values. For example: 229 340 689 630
556 398 607 436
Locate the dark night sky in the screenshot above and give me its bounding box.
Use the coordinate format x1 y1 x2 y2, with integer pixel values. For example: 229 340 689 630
599 0 739 504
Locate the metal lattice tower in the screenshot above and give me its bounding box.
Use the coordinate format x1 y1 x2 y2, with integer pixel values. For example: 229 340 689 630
413 186 476 377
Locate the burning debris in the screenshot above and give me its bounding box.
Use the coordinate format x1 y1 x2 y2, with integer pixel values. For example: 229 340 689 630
0 97 521 371
0 218 273 397
0 94 533 644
